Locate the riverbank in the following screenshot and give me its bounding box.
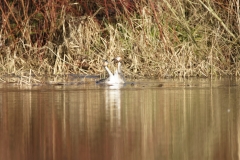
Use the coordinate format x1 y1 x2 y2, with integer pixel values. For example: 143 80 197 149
0 0 239 80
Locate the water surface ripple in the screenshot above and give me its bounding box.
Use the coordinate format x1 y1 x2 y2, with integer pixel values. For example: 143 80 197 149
0 78 239 160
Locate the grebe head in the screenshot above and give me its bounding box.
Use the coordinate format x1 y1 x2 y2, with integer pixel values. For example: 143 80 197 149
112 56 122 63
102 60 109 67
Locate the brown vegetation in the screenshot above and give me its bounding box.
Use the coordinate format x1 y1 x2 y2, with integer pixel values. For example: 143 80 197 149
0 0 239 83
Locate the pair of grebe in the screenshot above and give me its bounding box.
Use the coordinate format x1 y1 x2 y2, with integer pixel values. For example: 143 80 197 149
97 56 125 84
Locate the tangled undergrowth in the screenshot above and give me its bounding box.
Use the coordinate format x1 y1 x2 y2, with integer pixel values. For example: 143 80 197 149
0 0 240 84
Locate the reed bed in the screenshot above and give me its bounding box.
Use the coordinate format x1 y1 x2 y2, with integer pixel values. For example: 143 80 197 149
0 0 239 83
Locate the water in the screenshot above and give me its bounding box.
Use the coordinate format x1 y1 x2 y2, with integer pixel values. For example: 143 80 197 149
0 78 239 160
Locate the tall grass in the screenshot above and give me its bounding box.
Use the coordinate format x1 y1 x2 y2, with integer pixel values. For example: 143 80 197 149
0 0 239 82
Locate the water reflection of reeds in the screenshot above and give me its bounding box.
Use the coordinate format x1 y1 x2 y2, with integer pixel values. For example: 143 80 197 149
0 79 240 160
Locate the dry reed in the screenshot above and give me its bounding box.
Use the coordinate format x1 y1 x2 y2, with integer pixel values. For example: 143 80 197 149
0 0 239 84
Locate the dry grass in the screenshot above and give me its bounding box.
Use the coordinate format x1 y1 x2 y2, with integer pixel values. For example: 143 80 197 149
0 0 239 84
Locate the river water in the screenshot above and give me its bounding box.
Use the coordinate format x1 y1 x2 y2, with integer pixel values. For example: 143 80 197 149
0 78 239 160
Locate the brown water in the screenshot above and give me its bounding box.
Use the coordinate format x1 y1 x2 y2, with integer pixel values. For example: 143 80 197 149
0 78 240 160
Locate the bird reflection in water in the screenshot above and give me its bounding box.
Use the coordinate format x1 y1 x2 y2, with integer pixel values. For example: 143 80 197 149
104 84 123 134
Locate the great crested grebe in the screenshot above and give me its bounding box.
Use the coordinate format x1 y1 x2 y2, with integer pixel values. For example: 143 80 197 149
103 60 114 77
96 60 114 84
112 56 125 83
96 57 125 84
